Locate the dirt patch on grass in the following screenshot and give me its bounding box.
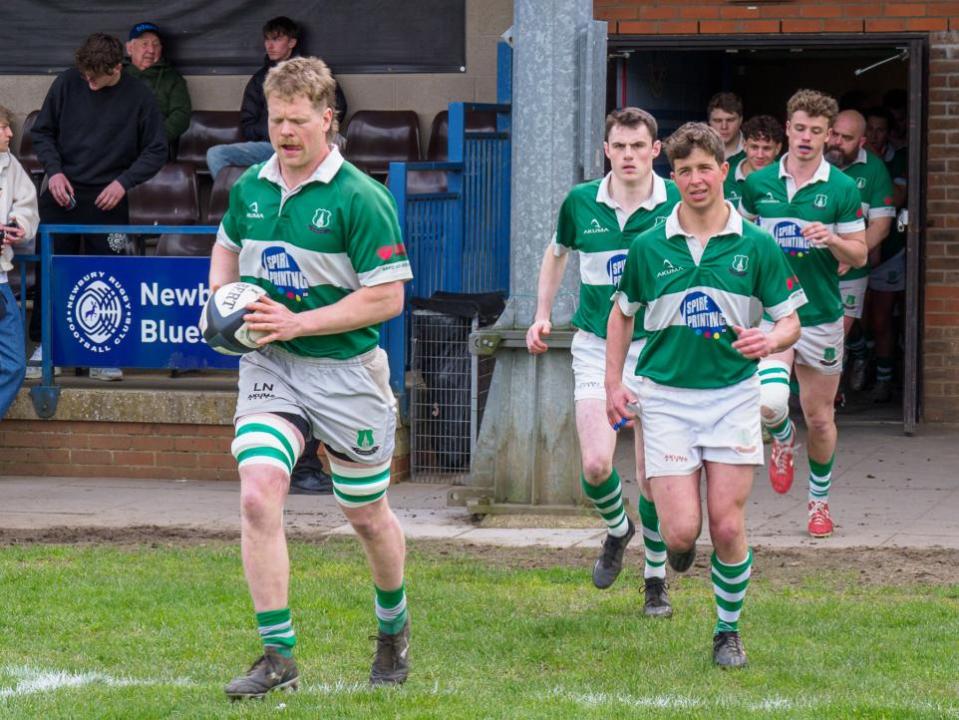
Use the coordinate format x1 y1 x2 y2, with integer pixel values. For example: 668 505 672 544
1 526 956 587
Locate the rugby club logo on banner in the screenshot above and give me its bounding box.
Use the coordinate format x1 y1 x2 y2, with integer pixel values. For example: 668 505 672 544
66 272 132 352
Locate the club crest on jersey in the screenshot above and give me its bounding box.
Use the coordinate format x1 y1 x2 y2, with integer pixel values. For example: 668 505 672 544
657 258 684 278
729 254 749 276
583 218 610 235
813 194 828 209
772 220 810 257
309 207 332 234
352 428 380 456
856 177 867 190
246 201 265 220
606 253 627 285
681 291 728 340
820 346 839 367
261 247 309 301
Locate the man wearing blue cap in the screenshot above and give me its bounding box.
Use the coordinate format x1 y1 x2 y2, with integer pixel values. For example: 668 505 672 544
124 22 192 152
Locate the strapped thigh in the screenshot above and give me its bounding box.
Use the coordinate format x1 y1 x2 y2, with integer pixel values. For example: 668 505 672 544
232 413 305 477
328 458 392 508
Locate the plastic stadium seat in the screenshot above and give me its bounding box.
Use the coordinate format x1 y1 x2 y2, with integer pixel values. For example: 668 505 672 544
426 110 498 161
128 162 200 225
16 110 43 178
344 110 421 178
127 163 206 256
176 111 244 174
205 165 248 225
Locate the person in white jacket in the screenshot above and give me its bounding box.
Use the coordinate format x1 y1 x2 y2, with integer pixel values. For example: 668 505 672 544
0 104 40 418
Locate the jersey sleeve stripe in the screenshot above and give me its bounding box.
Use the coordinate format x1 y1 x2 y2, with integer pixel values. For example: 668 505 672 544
613 290 641 317
358 262 413 286
836 219 866 234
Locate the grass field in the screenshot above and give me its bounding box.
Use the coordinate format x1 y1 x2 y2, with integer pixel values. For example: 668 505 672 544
1 536 958 719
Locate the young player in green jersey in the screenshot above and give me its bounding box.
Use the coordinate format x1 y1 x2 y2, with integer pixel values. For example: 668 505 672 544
210 57 413 698
740 90 867 539
824 110 896 394
707 92 745 166
526 107 679 617
723 115 783 208
605 123 803 667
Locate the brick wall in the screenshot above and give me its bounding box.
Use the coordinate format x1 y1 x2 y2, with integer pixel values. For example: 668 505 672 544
926 32 959 420
596 1 958 34
599 0 959 421
0 419 412 482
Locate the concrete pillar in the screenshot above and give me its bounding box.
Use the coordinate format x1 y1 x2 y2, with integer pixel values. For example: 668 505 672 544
453 0 606 513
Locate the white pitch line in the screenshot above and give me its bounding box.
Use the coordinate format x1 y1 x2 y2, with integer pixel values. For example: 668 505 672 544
0 665 194 698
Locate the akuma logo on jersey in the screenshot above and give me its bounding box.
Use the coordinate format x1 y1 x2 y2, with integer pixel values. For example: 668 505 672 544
261 247 309 301
606 253 627 285
65 272 132 352
583 218 610 235
681 291 728 340
772 221 810 257
656 258 684 279
757 191 778 205
654 215 667 227
246 201 265 220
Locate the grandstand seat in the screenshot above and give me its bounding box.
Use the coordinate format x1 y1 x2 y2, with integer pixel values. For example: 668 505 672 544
426 109 498 161
344 110 421 179
16 110 43 178
205 165 248 225
127 162 204 256
176 111 244 174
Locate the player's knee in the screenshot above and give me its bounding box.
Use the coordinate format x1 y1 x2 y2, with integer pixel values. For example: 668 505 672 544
660 518 698 552
760 376 790 424
239 474 286 528
804 407 835 436
709 514 745 550
581 455 613 484
344 500 392 540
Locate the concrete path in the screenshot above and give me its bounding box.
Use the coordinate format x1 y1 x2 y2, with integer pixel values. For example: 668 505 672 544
2 423 958 549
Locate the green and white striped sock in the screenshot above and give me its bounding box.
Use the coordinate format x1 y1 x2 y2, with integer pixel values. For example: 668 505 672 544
582 470 629 537
638 494 666 580
809 454 835 502
712 550 752 634
767 416 794 445
375 582 409 635
257 607 296 657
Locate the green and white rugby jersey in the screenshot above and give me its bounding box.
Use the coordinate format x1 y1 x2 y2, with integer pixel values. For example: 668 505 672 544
723 158 748 208
740 155 864 326
880 145 908 262
614 203 806 389
553 172 680 340
216 147 412 360
838 147 896 281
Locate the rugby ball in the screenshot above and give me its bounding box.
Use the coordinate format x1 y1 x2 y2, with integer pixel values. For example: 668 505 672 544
199 282 268 355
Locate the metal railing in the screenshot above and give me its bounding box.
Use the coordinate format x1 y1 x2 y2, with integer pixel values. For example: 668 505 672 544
384 101 512 410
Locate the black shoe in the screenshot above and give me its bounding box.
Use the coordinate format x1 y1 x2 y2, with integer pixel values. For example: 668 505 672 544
370 619 410 686
224 649 299 699
642 577 673 618
592 517 635 589
713 631 747 668
289 438 333 495
667 544 696 573
289 468 333 494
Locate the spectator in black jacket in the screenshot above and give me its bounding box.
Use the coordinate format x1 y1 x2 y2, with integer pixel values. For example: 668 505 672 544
26 32 166 381
206 16 347 179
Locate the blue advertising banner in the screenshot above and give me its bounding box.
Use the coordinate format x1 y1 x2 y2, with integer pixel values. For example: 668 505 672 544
50 256 239 369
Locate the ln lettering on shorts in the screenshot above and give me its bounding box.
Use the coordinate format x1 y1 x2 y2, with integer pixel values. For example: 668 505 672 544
248 381 276 401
